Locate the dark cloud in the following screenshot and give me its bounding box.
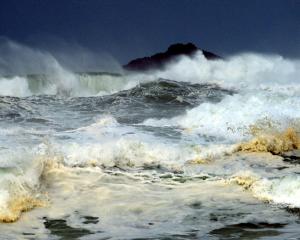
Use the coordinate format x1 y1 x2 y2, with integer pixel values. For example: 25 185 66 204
0 0 299 64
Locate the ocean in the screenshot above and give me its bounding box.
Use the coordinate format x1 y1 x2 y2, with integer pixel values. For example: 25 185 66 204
0 50 300 239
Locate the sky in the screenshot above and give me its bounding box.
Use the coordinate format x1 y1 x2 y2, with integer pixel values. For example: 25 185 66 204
0 0 299 65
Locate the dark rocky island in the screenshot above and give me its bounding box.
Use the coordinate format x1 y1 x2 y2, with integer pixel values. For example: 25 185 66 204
123 42 221 71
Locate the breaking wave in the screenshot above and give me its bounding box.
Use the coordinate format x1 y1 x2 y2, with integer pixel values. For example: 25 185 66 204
0 73 137 97
143 91 300 141
229 172 300 209
1 40 300 98
0 149 47 222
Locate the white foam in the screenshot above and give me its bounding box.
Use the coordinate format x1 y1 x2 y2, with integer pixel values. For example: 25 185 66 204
143 90 300 141
150 52 300 93
0 73 139 97
252 175 300 208
0 148 46 220
0 77 31 97
49 115 235 170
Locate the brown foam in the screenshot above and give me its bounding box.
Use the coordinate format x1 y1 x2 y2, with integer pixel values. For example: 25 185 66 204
228 174 259 190
0 154 56 223
0 195 45 223
237 128 300 155
186 157 208 164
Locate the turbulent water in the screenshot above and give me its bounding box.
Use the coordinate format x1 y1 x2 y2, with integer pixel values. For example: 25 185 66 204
0 49 300 239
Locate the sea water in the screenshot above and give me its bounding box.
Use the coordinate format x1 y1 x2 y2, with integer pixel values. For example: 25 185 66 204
0 46 300 239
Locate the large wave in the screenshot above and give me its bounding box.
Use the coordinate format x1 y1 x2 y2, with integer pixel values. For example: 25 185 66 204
0 39 132 97
0 73 136 97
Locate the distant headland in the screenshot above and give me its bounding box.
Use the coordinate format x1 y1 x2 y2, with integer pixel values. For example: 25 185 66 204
123 42 221 71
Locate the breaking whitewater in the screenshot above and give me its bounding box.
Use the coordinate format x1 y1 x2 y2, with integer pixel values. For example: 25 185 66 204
0 42 300 239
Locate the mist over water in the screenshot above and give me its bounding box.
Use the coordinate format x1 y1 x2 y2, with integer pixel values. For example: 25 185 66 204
0 39 300 239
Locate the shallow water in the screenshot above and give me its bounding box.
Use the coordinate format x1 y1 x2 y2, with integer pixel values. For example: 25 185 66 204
0 51 300 239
